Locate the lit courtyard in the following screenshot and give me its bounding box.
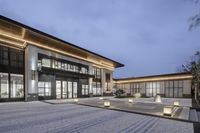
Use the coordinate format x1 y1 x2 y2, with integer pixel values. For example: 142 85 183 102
0 101 194 133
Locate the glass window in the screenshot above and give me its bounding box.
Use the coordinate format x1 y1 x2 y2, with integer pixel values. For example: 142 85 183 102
38 82 51 96
67 64 71 71
80 67 88 74
92 82 97 95
61 63 65 70
97 82 101 95
10 74 24 98
57 61 61 69
73 82 78 98
0 46 8 65
38 60 42 70
42 58 51 67
82 84 89 95
0 73 9 98
68 81 72 98
64 63 68 71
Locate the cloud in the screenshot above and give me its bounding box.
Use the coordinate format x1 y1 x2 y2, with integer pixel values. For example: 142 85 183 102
0 0 200 77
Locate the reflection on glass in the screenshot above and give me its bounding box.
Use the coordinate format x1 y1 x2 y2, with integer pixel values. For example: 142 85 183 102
56 81 61 99
73 82 77 98
68 81 72 98
42 58 51 67
10 74 24 98
62 81 67 98
0 73 9 98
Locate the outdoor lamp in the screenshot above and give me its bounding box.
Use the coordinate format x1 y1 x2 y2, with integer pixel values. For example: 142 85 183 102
99 97 104 100
128 98 133 103
155 95 162 103
104 100 110 107
74 99 79 103
163 106 173 116
173 101 180 106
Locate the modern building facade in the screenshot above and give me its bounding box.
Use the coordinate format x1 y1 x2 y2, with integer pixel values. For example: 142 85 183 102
0 16 194 102
0 16 124 102
114 72 193 98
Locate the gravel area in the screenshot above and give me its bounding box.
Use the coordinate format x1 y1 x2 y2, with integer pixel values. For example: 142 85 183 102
0 101 193 133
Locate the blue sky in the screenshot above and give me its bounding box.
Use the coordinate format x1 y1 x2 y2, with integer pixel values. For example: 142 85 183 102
0 0 200 78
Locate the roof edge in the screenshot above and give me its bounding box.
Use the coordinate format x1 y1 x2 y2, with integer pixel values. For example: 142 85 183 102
114 72 192 81
0 15 124 68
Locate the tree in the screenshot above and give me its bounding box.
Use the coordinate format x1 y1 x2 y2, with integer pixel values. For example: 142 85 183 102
180 51 200 100
189 0 200 30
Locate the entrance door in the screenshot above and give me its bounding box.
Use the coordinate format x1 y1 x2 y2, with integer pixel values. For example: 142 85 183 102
73 82 77 98
56 80 61 99
62 81 67 99
56 80 78 99
68 81 73 98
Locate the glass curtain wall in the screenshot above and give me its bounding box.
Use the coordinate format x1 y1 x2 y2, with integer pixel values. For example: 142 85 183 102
81 79 89 96
0 45 24 100
165 80 183 98
130 83 141 94
146 82 161 97
38 81 52 97
105 73 111 92
10 74 24 98
38 54 89 75
0 73 9 98
92 67 102 95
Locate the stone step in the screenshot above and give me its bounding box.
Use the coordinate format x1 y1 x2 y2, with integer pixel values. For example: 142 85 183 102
189 109 199 122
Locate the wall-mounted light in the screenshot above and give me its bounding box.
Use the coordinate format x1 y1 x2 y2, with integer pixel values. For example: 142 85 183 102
31 70 36 80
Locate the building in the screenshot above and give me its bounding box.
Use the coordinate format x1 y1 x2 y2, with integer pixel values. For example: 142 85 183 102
0 16 194 102
114 72 193 98
0 15 124 102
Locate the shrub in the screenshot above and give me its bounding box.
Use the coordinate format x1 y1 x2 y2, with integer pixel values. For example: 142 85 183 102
114 89 125 97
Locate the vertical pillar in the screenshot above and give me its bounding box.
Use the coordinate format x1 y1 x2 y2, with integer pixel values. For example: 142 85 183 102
88 65 93 97
110 71 113 93
25 45 38 101
101 69 105 96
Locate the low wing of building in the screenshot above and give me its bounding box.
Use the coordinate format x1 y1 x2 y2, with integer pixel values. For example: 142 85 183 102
114 72 193 98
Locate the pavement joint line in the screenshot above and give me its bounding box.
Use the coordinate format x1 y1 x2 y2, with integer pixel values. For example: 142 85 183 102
74 102 200 124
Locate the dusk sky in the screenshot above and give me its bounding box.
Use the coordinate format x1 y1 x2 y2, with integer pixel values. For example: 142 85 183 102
0 0 200 78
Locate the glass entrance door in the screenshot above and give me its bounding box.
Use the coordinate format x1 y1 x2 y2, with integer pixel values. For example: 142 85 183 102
68 81 73 98
73 82 77 98
56 80 78 99
62 81 67 99
56 80 61 99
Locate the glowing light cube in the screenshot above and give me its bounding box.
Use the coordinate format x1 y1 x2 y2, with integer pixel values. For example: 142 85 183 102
128 99 133 103
163 106 173 116
74 99 79 103
173 101 180 106
99 97 104 100
104 101 110 107
154 95 162 103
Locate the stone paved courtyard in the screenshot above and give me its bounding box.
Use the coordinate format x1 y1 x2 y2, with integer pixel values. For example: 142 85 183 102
0 101 193 133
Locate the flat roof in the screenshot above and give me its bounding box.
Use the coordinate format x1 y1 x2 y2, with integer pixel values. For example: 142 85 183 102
114 72 192 82
0 15 124 68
